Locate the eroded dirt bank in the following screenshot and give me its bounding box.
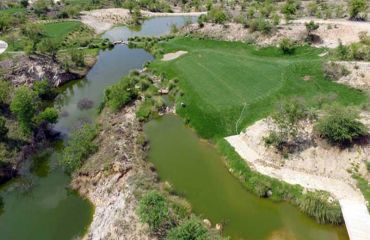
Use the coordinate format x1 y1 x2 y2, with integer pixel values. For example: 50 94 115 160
71 103 156 240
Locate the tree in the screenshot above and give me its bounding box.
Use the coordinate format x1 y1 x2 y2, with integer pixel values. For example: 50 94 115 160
34 107 58 125
315 106 368 145
166 217 210 240
0 117 8 141
10 87 40 134
349 0 368 20
33 79 54 100
264 98 308 152
137 191 169 231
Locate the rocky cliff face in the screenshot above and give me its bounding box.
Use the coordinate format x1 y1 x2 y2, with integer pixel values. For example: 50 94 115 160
0 55 82 87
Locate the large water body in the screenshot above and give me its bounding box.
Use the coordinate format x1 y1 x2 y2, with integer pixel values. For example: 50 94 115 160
0 16 349 240
0 16 193 240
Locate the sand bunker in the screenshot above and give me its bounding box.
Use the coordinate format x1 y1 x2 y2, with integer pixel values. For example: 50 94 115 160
162 51 188 61
0 41 8 55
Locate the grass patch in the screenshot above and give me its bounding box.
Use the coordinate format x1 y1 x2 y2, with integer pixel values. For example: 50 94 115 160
149 38 368 138
41 21 81 43
353 175 370 212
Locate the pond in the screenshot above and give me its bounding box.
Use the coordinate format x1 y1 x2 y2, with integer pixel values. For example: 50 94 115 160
144 114 349 240
0 16 195 240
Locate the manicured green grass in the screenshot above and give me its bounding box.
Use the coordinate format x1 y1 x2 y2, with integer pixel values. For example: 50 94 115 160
0 8 25 15
150 38 368 138
41 21 81 43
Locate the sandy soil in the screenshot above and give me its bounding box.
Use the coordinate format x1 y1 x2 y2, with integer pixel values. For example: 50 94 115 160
0 41 7 55
72 105 156 240
161 50 187 61
182 18 370 48
226 114 370 202
334 61 370 91
81 8 206 34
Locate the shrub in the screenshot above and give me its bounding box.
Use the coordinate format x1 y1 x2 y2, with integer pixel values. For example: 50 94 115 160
10 87 40 134
297 191 343 224
249 18 272 34
349 0 368 20
315 106 368 145
279 38 295 54
0 117 8 140
61 124 98 173
104 75 138 111
166 217 210 240
0 80 11 105
207 7 228 24
35 107 59 125
33 79 54 99
137 191 169 231
323 62 350 80
281 0 300 20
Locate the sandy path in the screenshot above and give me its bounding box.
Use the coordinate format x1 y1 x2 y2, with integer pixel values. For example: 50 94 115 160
162 50 188 61
0 41 8 55
81 8 206 34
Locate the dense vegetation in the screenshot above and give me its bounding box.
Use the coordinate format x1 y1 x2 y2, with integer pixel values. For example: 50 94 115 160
138 190 222 239
60 124 99 173
150 38 367 138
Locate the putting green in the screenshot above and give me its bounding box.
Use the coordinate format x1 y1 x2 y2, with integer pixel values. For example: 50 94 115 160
150 38 367 138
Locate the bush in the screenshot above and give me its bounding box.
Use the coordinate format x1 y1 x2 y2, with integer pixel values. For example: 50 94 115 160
315 106 368 145
137 191 169 231
10 87 40 134
323 62 350 80
0 80 11 105
166 217 210 240
33 79 55 99
248 18 272 34
279 38 295 54
297 191 343 224
35 107 59 125
61 124 98 173
104 75 138 111
207 7 228 24
349 0 368 20
0 117 8 140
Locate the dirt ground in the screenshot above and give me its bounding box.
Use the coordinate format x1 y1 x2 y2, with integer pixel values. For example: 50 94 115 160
334 61 370 91
226 111 370 203
161 50 188 61
182 18 370 48
71 104 156 240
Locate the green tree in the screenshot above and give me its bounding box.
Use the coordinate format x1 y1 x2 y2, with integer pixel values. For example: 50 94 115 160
33 79 53 99
349 0 368 20
315 106 368 145
21 23 44 52
10 87 40 134
166 217 210 240
0 117 8 141
61 124 98 173
137 191 169 231
35 107 58 125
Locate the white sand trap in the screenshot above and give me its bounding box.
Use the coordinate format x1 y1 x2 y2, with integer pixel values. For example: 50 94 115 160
162 51 187 61
0 41 8 55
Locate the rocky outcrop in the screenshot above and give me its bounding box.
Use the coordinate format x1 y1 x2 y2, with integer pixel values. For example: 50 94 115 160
0 55 82 87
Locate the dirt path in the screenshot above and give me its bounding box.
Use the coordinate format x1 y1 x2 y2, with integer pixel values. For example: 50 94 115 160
81 8 206 34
